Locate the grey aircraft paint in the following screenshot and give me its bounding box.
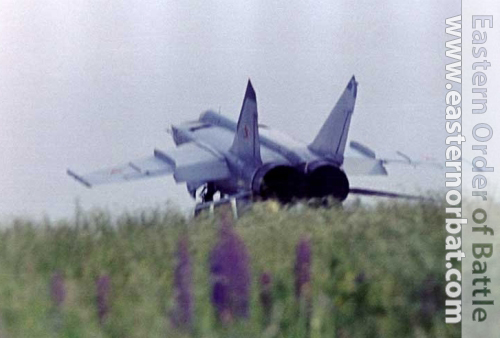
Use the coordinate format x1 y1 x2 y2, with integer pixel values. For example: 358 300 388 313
68 77 424 213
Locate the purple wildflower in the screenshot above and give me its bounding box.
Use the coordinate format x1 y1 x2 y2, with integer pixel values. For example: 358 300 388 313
294 236 311 298
295 237 313 336
209 216 251 323
259 272 273 324
50 271 66 308
171 236 193 330
419 275 440 320
96 275 111 324
354 271 366 285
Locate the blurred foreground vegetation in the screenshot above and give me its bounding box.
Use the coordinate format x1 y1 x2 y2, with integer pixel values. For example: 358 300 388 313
0 200 459 338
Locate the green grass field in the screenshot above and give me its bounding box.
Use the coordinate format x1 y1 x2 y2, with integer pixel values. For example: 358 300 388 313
0 200 460 338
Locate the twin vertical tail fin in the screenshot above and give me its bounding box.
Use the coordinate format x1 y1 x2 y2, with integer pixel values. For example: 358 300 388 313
230 80 262 165
231 77 357 166
308 76 358 163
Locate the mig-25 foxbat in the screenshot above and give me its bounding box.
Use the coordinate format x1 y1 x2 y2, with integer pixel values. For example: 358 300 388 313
68 76 424 214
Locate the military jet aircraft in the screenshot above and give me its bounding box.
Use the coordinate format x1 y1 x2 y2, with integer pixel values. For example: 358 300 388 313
68 76 422 214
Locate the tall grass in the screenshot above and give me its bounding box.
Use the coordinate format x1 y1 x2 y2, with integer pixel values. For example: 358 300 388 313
0 201 459 337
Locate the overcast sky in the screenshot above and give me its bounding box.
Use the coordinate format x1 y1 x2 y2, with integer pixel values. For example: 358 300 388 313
0 1 460 219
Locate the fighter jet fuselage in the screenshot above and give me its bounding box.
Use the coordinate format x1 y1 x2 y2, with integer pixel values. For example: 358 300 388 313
172 110 349 203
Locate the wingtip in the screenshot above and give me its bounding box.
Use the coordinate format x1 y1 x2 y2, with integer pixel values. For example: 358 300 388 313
245 79 256 102
67 169 92 188
347 75 358 98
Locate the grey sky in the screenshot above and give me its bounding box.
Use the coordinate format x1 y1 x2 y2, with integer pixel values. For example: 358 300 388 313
0 1 454 219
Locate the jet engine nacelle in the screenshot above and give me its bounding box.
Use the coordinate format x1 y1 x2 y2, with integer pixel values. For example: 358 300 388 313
251 163 305 202
304 161 349 201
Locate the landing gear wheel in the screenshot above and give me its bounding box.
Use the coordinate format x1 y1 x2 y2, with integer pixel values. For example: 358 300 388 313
200 182 216 202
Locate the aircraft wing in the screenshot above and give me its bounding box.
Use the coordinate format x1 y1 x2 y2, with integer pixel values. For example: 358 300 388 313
67 142 231 188
349 140 442 168
349 188 425 200
343 157 388 176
